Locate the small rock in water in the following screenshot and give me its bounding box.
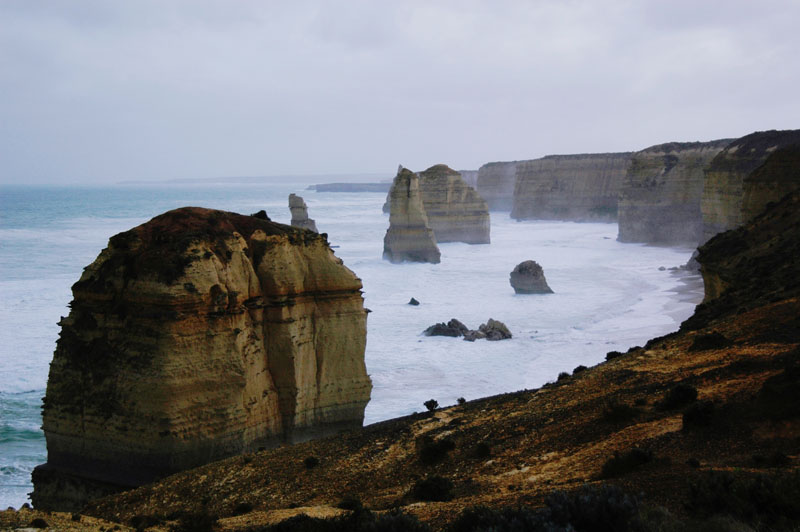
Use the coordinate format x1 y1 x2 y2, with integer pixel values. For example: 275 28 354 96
479 318 512 341
408 297 420 306
658 266 666 271
510 260 553 294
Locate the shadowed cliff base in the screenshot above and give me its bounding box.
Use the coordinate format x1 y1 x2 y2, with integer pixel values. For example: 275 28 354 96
44 192 800 530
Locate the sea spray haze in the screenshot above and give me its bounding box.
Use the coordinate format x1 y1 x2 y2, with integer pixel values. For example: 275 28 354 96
0 182 703 507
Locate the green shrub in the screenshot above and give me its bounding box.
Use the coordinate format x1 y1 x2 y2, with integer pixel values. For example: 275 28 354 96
602 401 640 424
424 399 439 412
418 436 456 465
657 383 698 410
689 331 731 352
304 456 320 469
600 448 653 478
682 400 715 430
411 475 454 502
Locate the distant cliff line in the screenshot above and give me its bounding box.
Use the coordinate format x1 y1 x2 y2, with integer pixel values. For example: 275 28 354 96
475 129 800 247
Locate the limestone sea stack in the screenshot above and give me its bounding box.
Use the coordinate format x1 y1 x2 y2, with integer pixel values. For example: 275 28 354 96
701 129 800 243
32 207 372 510
383 167 441 263
617 140 732 245
458 169 479 188
476 160 520 211
510 260 553 294
288 193 318 232
418 164 491 244
511 153 633 221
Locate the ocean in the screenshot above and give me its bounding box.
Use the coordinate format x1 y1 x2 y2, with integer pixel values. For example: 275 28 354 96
0 182 703 508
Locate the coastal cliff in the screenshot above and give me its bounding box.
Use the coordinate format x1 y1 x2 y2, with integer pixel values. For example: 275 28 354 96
66 189 800 531
418 164 490 244
617 140 732 245
701 129 800 242
458 169 478 188
476 161 520 211
32 207 371 511
511 153 633 221
383 168 441 263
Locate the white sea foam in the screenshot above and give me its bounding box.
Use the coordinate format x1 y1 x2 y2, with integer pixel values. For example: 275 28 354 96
0 184 703 507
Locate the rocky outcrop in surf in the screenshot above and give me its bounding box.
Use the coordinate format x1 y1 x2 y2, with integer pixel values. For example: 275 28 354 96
511 153 633 221
383 167 441 264
417 164 490 244
32 207 372 511
701 129 800 243
509 260 553 294
617 140 732 245
288 193 318 232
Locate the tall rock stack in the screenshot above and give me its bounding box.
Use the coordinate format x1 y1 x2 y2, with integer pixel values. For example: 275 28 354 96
32 207 372 510
476 161 520 211
617 140 732 245
511 153 633 221
418 164 491 244
383 167 441 263
288 193 318 232
701 130 800 243
458 169 479 188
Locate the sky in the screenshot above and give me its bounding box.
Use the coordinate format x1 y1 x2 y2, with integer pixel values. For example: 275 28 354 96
1 0 798 184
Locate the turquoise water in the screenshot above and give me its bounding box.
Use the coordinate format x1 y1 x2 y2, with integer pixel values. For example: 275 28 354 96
0 183 703 508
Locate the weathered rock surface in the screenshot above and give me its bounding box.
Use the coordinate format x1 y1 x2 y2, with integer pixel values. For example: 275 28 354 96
701 129 800 243
476 161 521 211
511 153 633 221
509 260 553 294
617 140 732 245
383 168 441 264
417 164 490 244
288 194 318 232
423 319 469 337
478 318 512 341
32 207 371 510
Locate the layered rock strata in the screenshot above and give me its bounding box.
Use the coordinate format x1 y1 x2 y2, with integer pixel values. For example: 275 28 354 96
32 207 371 510
417 164 490 244
509 260 553 294
383 168 441 263
476 161 520 211
617 140 732 245
701 129 800 243
288 193 318 232
511 153 633 221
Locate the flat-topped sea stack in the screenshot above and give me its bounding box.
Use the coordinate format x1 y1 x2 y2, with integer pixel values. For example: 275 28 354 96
476 160 521 211
32 207 372 510
417 164 490 244
383 167 441 263
702 129 800 243
458 169 478 188
511 153 633 221
288 193 318 232
510 260 553 294
617 140 732 245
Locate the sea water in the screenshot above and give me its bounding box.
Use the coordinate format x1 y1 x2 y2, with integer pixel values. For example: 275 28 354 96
0 182 703 507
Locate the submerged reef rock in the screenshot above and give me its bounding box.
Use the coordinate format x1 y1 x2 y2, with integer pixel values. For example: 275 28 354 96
511 153 633 221
479 318 512 341
32 207 372 511
288 193 318 232
423 319 470 337
423 318 511 341
476 160 521 211
510 260 553 294
701 129 800 243
383 167 441 264
617 140 732 245
417 164 490 244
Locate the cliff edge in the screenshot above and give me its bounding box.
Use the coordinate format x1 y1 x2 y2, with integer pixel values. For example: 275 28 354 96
32 207 372 511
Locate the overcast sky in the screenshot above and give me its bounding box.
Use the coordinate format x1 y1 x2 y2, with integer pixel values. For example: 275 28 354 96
1 0 798 184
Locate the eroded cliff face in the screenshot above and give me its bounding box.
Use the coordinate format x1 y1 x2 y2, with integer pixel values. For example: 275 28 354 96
476 161 520 211
458 169 478 188
511 153 633 221
701 129 800 243
383 168 441 263
617 140 732 245
288 193 318 232
33 207 371 510
418 164 490 244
